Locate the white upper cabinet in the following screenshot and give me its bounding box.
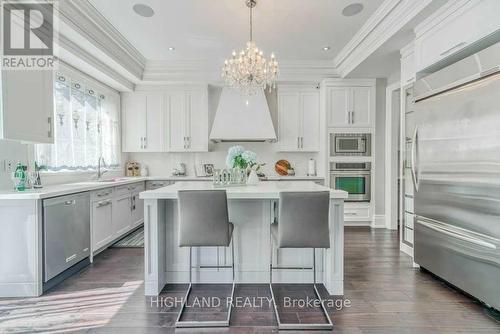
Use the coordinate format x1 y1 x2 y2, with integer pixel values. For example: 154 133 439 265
350 87 372 128
167 92 186 152
326 81 375 129
401 42 416 85
414 0 500 73
167 87 208 152
122 86 208 153
143 93 165 152
277 91 301 151
0 70 54 143
277 86 320 152
122 93 145 152
121 92 165 152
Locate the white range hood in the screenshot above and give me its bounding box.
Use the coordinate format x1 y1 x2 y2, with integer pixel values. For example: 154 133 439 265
209 88 277 142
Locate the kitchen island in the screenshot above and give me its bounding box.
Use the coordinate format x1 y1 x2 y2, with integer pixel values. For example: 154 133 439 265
139 181 348 296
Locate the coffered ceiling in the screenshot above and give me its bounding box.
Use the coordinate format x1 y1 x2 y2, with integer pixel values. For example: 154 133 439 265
88 0 384 62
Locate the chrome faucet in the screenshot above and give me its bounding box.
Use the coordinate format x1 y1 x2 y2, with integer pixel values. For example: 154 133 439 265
97 156 108 180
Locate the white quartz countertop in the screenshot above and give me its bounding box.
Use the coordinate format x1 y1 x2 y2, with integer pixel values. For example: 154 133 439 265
0 175 326 200
0 177 149 200
140 181 347 200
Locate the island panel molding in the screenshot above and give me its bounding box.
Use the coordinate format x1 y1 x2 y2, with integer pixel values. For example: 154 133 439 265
140 181 347 296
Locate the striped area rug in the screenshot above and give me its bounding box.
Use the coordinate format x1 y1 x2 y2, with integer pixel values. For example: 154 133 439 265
112 227 144 248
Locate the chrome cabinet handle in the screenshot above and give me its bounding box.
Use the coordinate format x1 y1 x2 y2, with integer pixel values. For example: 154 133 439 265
144 136 147 149
410 127 419 192
97 200 111 208
47 117 53 138
97 191 110 197
140 137 144 149
297 137 300 149
64 200 75 206
187 136 190 149
351 111 354 124
440 42 467 57
347 111 351 124
300 137 303 149
183 137 186 149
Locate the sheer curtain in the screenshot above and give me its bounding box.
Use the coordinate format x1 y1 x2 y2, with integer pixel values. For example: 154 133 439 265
36 72 120 171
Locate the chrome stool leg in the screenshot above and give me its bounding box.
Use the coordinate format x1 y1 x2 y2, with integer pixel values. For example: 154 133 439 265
175 242 235 328
269 242 333 330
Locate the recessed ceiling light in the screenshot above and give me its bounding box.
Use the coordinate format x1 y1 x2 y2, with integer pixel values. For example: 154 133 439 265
323 46 331 51
168 47 175 51
342 3 364 17
133 4 155 17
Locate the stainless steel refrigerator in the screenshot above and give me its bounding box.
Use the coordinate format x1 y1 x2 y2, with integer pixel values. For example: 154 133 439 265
413 41 500 310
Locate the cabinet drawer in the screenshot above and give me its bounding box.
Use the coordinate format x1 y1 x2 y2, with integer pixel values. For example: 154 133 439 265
146 180 172 190
344 205 371 220
404 212 414 229
115 182 145 196
91 187 114 201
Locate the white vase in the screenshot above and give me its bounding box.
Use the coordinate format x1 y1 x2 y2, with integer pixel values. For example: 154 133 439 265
247 170 259 185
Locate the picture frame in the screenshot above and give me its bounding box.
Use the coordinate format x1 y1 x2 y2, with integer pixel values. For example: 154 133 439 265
203 164 214 176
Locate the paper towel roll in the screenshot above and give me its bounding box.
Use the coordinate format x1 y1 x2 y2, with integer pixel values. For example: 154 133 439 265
307 158 316 176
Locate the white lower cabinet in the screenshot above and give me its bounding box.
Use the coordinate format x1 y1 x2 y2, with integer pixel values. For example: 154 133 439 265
91 181 145 254
344 203 372 225
113 193 132 236
131 190 144 227
91 199 114 251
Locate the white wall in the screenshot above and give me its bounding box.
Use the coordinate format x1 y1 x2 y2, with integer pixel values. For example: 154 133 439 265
0 140 31 190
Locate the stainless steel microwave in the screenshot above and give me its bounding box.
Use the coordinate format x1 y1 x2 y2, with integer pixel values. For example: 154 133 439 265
330 133 371 156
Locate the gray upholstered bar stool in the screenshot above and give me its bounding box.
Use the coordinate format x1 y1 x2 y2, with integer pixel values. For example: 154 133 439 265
270 191 333 330
175 190 235 328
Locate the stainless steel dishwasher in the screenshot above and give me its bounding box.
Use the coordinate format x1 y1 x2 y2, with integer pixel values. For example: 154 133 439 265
43 192 90 282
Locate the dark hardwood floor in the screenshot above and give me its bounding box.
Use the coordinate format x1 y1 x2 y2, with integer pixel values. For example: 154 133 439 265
1 228 499 333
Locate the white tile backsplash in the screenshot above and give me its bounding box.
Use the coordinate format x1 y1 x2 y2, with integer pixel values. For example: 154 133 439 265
128 142 322 178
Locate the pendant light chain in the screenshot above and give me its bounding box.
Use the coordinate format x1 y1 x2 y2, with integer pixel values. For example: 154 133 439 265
249 4 253 42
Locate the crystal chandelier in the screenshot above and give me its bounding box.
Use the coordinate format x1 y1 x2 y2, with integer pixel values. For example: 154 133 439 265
222 0 279 96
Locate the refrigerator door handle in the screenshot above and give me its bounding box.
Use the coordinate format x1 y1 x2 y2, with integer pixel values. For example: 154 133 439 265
417 219 497 250
410 127 419 192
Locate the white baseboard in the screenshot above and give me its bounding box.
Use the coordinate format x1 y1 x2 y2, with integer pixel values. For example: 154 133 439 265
371 215 386 229
344 221 371 227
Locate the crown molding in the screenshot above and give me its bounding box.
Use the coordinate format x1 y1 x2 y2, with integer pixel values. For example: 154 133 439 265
414 0 471 37
58 35 135 92
142 59 338 83
334 0 434 77
400 40 415 57
57 0 146 81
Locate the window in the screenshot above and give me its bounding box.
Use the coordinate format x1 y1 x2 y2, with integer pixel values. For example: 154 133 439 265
36 71 120 171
